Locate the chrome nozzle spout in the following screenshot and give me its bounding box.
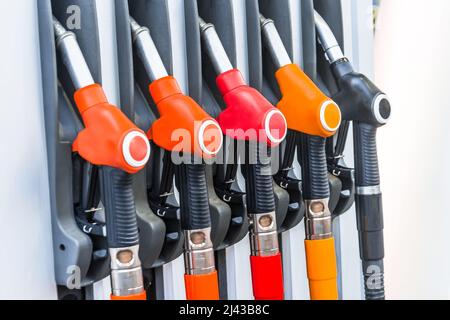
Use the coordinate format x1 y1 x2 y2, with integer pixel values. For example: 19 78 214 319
53 16 95 90
198 17 234 75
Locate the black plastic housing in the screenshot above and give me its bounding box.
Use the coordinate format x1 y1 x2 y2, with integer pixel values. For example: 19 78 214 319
331 60 391 127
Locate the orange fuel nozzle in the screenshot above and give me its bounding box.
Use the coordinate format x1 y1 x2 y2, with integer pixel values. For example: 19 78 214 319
259 16 341 138
305 238 339 300
73 84 150 174
275 64 341 138
147 76 223 159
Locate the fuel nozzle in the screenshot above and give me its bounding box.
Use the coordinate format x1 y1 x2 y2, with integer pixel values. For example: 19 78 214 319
313 11 391 127
130 17 223 159
259 14 339 300
199 17 287 147
199 17 285 300
259 15 341 138
314 11 390 300
53 17 149 300
130 17 221 300
52 16 150 172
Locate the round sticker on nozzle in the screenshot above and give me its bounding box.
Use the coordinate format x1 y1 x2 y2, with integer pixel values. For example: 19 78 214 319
320 100 342 133
122 131 151 168
264 109 288 145
198 120 223 156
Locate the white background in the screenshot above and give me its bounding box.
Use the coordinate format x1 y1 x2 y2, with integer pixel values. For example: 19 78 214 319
376 0 450 300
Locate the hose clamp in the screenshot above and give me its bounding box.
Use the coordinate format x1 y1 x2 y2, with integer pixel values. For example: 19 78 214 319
304 199 333 240
249 211 279 256
109 245 145 297
356 185 381 196
184 228 216 275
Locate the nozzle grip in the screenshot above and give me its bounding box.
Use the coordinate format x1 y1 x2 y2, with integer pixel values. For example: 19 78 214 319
354 123 380 186
304 238 338 300
249 254 284 300
243 146 276 214
100 167 139 248
299 135 330 200
184 272 220 300
176 164 211 230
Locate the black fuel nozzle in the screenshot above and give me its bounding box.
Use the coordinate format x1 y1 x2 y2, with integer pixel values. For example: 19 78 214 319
315 10 391 300
314 11 391 127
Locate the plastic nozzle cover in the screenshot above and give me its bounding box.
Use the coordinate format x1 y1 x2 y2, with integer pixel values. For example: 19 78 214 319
147 76 223 158
304 238 339 300
72 84 150 174
216 69 287 147
250 254 284 300
184 272 220 300
275 64 341 138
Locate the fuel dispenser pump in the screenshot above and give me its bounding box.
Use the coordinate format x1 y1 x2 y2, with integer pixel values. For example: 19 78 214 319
260 15 341 300
52 17 150 300
314 10 391 300
199 18 288 300
130 17 223 300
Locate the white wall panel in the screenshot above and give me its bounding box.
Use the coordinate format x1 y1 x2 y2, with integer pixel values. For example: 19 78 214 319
0 0 56 300
376 0 450 300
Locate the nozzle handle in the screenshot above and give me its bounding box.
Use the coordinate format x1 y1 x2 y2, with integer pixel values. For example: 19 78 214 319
299 135 330 200
100 167 140 248
176 164 212 231
243 145 276 214
354 123 380 187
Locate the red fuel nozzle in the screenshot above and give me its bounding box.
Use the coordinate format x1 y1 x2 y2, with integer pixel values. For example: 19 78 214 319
216 69 287 147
